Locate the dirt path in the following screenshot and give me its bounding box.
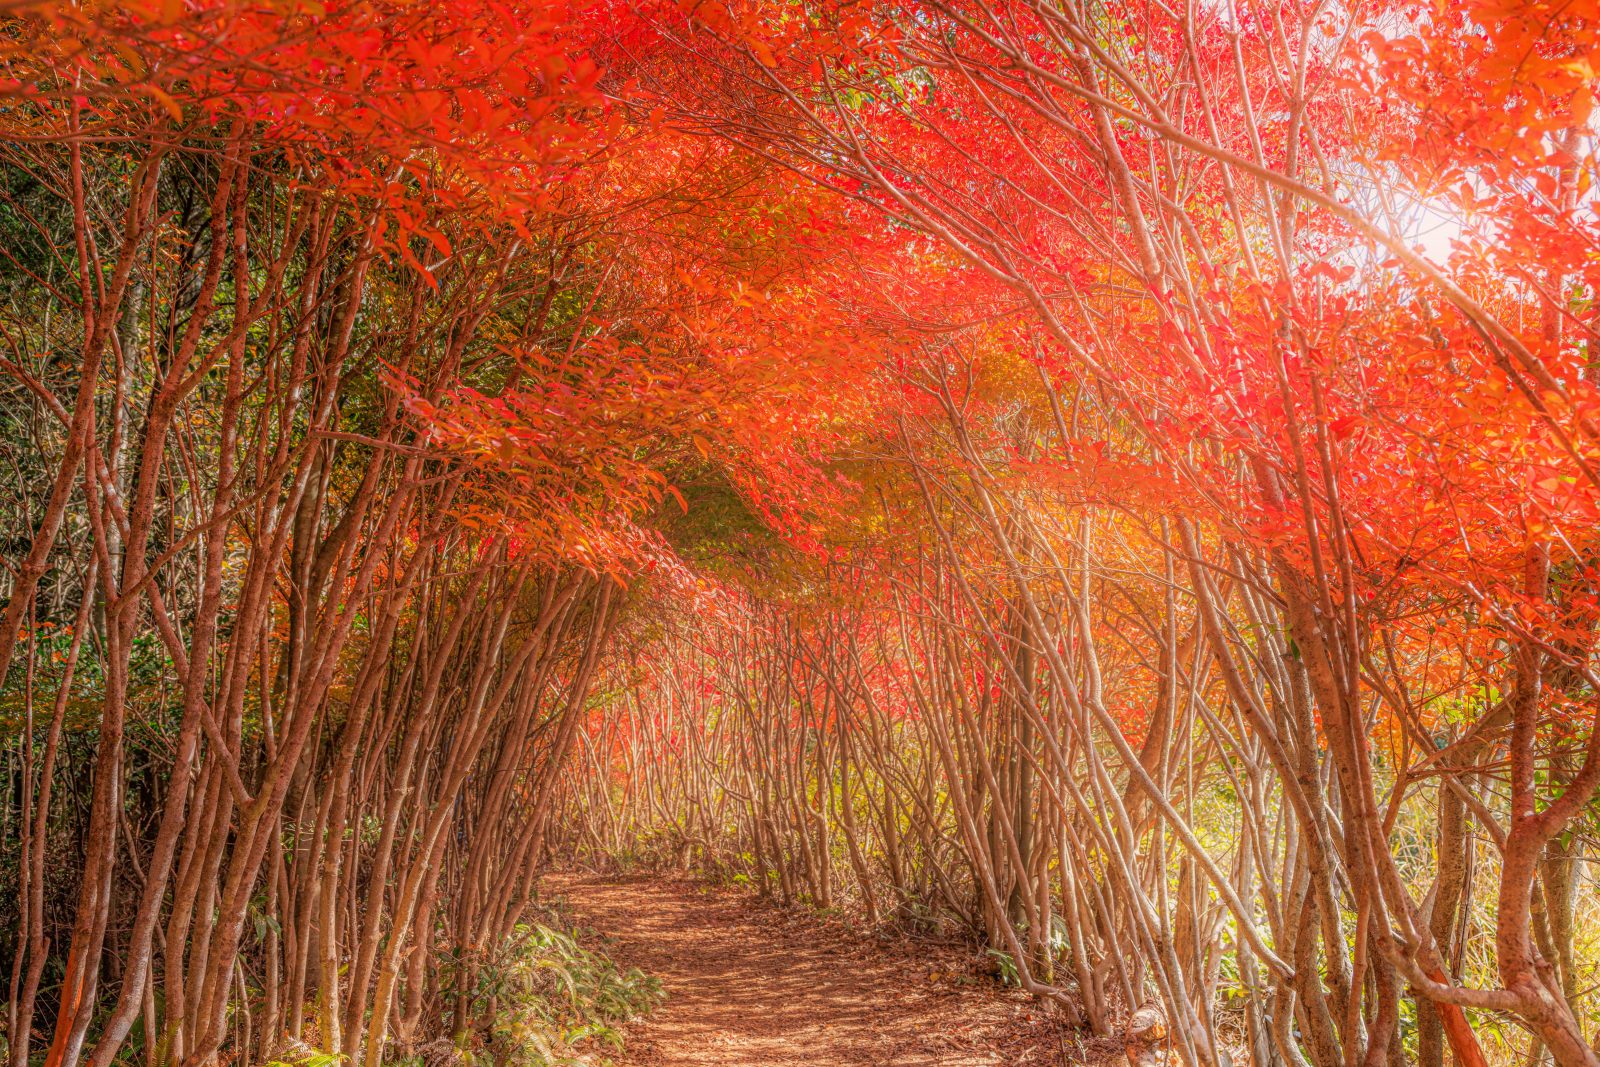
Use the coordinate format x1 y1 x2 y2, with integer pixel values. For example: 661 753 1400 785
544 871 1082 1066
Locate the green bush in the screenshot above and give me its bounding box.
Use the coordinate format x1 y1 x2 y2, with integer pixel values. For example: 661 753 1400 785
469 911 664 1067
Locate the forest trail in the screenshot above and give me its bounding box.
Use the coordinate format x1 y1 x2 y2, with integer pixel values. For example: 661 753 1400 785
545 872 1083 1067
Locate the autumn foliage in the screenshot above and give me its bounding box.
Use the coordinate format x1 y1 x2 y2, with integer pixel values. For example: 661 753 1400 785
5 1 1600 1066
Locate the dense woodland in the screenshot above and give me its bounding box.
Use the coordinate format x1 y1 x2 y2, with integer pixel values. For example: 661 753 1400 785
3 0 1600 1065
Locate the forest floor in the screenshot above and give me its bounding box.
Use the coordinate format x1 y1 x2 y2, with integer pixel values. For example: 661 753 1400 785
544 870 1117 1066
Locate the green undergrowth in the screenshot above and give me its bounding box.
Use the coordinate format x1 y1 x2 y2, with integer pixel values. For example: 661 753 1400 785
480 907 664 1067
388 902 664 1067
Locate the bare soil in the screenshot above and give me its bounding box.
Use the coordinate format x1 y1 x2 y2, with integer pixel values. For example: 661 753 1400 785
543 871 1110 1066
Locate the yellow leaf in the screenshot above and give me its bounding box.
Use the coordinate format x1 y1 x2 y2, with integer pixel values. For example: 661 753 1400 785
148 84 184 123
